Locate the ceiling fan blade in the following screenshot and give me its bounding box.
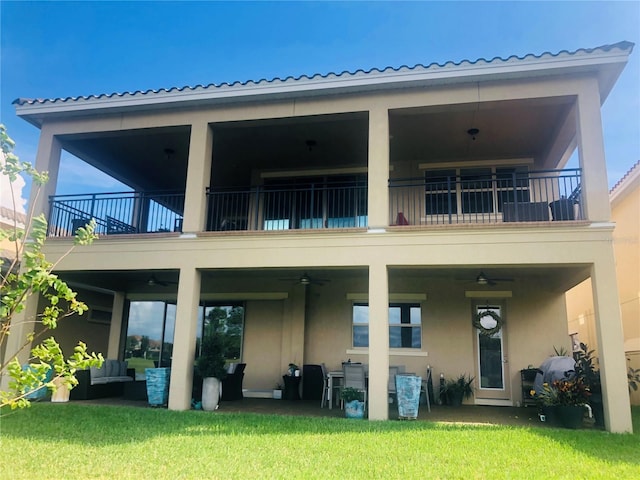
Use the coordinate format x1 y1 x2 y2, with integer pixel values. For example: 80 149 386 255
278 273 329 286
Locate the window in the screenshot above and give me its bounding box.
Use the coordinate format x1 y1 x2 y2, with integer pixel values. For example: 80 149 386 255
425 166 531 216
124 301 176 377
263 175 367 230
197 303 245 362
425 169 457 215
352 303 422 349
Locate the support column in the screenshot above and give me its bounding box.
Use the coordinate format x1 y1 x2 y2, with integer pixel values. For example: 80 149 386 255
168 267 201 410
31 125 62 220
368 106 390 229
0 296 40 391
181 121 213 233
107 292 126 359
591 251 633 433
576 80 611 222
1 127 61 390
368 262 389 420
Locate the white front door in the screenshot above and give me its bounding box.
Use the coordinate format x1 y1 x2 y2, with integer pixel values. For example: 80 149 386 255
472 304 511 404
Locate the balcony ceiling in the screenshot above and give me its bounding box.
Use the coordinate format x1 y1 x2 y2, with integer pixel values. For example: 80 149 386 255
57 96 575 192
57 265 590 296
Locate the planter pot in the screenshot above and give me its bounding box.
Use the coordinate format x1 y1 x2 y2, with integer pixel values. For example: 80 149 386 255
447 391 464 407
590 400 604 427
273 389 283 400
51 377 70 403
549 199 575 221
145 367 171 406
556 405 586 429
345 399 365 419
542 406 559 425
396 374 422 419
202 377 222 411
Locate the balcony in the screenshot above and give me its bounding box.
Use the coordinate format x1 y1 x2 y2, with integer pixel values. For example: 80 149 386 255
389 168 582 226
48 191 185 237
46 169 582 238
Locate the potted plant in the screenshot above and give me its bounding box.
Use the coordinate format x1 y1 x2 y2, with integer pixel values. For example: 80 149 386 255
443 374 474 406
628 360 640 393
573 342 602 426
196 334 227 411
287 363 300 377
532 377 591 428
340 387 365 418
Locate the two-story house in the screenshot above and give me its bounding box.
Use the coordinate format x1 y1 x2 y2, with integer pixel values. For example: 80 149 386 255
8 41 634 432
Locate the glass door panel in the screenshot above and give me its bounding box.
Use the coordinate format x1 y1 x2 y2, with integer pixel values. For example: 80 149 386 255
473 305 511 401
124 301 176 378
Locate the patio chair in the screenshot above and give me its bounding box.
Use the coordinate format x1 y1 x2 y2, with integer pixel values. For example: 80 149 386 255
342 363 367 410
388 366 400 404
320 363 334 408
420 365 432 412
221 363 246 401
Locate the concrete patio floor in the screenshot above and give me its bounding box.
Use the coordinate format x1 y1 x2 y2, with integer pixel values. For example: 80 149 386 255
74 396 601 429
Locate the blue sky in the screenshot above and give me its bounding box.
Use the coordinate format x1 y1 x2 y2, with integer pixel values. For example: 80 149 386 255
1 1 638 203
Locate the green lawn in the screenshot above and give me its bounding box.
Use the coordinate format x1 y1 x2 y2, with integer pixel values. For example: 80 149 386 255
124 357 155 376
2 404 639 479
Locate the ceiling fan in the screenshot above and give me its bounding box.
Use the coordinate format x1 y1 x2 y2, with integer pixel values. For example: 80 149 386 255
145 274 178 287
278 272 329 286
474 271 514 286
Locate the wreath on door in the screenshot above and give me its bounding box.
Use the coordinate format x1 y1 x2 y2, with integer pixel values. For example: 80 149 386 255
473 309 503 336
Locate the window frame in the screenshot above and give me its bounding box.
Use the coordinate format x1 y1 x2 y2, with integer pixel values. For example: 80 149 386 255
351 301 423 350
424 165 531 218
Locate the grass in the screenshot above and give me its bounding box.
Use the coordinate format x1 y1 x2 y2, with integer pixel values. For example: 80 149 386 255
124 357 155 376
1 404 639 479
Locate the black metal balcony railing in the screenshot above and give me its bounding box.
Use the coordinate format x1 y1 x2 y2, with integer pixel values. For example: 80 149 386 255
48 191 185 237
389 168 582 225
46 169 583 237
206 182 368 231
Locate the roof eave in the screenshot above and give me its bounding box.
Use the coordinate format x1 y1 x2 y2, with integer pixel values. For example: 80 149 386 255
14 43 633 128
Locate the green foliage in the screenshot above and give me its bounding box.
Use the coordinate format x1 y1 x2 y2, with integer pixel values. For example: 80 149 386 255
573 342 601 392
534 378 591 407
443 374 475 399
196 334 227 379
340 386 364 403
628 360 640 393
203 305 244 360
0 125 103 412
553 345 569 357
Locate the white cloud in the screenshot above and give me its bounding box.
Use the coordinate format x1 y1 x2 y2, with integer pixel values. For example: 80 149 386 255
57 155 129 194
0 151 28 214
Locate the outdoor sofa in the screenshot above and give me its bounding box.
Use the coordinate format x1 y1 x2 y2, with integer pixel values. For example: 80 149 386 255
69 359 135 400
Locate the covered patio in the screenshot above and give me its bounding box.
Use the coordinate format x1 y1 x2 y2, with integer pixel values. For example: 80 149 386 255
72 396 601 429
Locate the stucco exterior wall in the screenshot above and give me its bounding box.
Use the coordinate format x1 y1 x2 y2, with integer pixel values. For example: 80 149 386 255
613 180 640 353
242 300 285 391
34 287 112 358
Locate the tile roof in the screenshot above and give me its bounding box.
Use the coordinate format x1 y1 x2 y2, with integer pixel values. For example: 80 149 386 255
13 41 634 108
610 160 640 196
0 205 27 226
